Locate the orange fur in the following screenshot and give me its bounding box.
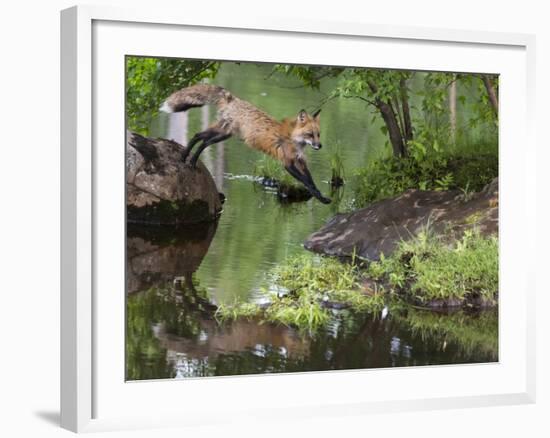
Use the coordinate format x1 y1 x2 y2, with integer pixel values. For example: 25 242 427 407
163 84 321 162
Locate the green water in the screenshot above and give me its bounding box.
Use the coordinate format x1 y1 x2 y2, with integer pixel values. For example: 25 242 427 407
127 63 498 379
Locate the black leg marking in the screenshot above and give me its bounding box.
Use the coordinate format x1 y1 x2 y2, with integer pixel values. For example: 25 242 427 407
285 163 311 188
189 133 231 168
299 164 318 189
182 127 228 163
285 163 331 204
182 131 208 162
299 163 332 204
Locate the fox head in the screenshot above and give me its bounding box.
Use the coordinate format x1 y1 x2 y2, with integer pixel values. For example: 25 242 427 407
291 109 322 150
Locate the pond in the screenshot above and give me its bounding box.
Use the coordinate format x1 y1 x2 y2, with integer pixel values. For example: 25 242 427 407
127 63 498 380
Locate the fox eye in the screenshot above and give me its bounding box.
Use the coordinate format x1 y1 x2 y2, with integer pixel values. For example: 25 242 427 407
306 132 314 137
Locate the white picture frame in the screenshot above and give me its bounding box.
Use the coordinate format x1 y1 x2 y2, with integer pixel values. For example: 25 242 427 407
60 4 536 433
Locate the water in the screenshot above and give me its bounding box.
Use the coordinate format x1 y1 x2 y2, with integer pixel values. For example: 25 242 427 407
127 63 498 380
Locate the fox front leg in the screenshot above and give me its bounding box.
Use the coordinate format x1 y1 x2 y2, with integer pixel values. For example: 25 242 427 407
298 162 332 204
284 163 331 204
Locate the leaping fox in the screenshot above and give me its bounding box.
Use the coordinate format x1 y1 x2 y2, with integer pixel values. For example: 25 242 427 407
160 84 331 204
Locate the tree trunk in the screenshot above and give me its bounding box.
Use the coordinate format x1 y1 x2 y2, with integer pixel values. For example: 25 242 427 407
367 80 407 158
392 95 406 143
399 78 413 143
481 75 498 116
449 78 457 144
377 100 407 157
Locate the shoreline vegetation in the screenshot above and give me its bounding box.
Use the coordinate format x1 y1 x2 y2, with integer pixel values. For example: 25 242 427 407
216 224 498 334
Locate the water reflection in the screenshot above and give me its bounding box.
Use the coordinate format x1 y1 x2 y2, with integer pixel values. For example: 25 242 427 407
127 280 498 379
127 221 218 294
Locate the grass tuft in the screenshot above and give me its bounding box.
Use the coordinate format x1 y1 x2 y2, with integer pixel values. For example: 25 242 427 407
329 142 345 187
215 301 262 323
216 254 385 333
367 227 498 306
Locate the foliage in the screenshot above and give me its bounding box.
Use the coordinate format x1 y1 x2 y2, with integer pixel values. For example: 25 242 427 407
458 73 499 127
417 72 498 147
271 64 343 89
126 56 220 134
273 64 498 165
273 64 414 156
331 69 411 102
329 68 414 158
353 143 498 207
417 72 457 142
367 228 498 305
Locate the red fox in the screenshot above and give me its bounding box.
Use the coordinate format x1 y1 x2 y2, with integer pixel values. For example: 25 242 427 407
160 84 331 204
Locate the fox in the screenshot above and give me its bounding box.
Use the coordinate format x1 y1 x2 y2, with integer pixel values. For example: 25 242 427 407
160 84 331 204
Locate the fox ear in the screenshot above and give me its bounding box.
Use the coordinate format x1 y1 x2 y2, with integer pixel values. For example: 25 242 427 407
297 109 308 123
312 108 321 120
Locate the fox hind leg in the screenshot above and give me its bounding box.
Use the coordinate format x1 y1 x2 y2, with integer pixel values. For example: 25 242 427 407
189 131 231 168
181 131 208 162
182 123 231 163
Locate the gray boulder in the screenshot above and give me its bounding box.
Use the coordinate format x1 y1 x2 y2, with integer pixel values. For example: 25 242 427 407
127 131 222 225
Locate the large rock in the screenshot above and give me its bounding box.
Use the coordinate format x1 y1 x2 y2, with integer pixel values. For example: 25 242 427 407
304 178 498 261
127 131 222 225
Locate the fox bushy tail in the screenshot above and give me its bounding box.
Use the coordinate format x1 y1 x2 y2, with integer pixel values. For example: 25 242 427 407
159 84 231 113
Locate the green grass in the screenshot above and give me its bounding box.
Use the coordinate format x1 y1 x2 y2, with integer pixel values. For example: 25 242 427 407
367 227 498 306
215 301 262 322
216 254 385 333
265 296 330 332
329 142 345 185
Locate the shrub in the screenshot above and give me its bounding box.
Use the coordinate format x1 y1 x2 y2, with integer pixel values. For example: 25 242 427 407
353 138 497 208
